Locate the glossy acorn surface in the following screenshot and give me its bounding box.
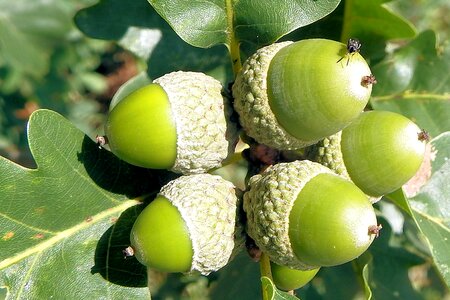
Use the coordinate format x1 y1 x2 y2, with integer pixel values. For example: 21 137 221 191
105 83 177 169
288 173 376 266
233 39 374 150
244 160 377 269
267 39 372 141
341 110 426 197
270 261 320 291
130 195 193 273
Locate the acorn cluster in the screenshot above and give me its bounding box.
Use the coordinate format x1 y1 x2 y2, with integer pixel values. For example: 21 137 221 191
102 39 427 291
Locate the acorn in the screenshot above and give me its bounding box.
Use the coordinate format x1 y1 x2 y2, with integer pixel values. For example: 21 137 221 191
244 160 378 270
270 261 320 291
232 39 374 150
104 71 238 174
308 110 427 197
130 173 244 275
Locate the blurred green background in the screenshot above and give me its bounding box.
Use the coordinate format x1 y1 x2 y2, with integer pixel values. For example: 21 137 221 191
0 0 449 299
0 0 144 167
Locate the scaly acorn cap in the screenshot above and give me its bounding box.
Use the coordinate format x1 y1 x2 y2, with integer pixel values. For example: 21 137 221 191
244 160 334 269
154 72 238 174
158 174 244 275
306 131 350 178
232 41 311 150
306 131 382 203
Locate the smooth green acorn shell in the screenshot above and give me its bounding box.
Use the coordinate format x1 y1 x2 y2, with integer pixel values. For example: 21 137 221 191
106 71 238 174
341 110 426 197
289 173 376 266
244 160 377 269
105 83 177 169
130 174 244 275
130 195 193 273
233 39 373 150
270 261 320 291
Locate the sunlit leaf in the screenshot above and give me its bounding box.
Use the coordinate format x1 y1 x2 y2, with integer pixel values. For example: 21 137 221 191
148 0 341 48
0 109 161 298
409 132 450 287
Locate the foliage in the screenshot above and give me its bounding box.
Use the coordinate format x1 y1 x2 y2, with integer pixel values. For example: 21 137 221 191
0 0 110 165
1 0 449 299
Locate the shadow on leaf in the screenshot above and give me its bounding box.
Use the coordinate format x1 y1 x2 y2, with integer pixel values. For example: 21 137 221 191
91 204 148 287
78 135 165 199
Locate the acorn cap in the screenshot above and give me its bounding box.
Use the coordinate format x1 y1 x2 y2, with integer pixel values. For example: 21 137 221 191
232 42 313 150
155 71 238 174
243 160 334 269
159 174 244 275
306 131 350 178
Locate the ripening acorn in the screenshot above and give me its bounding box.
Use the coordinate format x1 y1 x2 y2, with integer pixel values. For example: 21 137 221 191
232 39 375 150
244 160 378 270
308 110 427 197
130 174 244 275
104 71 238 174
270 261 320 291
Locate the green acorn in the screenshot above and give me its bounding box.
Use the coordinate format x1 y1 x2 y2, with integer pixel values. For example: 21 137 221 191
308 110 427 197
105 71 238 174
232 39 374 150
244 160 378 270
270 261 320 291
130 173 244 275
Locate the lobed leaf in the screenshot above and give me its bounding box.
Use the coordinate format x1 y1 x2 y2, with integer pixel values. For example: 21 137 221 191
0 109 162 298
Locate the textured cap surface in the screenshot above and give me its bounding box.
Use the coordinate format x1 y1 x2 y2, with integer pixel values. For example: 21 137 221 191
307 131 350 178
232 42 314 150
159 174 243 275
243 160 333 269
155 71 238 174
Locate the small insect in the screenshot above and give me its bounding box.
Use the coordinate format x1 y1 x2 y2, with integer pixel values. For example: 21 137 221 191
361 74 377 87
337 38 362 66
368 224 383 238
418 129 430 142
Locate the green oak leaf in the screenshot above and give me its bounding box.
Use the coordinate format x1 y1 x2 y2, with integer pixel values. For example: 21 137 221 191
148 0 341 48
409 132 450 287
261 276 300 300
371 30 450 137
339 0 415 58
387 132 450 289
0 109 163 298
209 252 261 300
363 218 425 300
74 0 231 81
